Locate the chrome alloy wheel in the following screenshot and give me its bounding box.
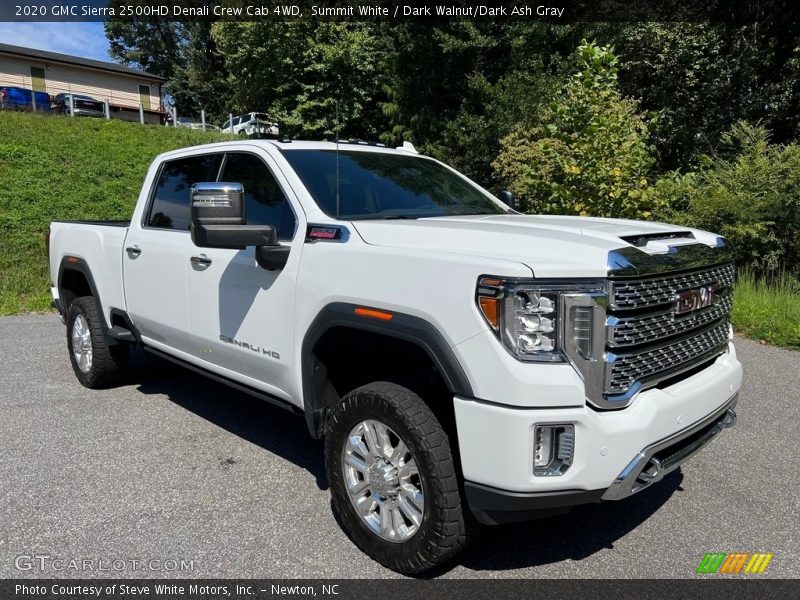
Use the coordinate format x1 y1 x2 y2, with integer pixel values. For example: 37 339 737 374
71 314 93 373
342 419 425 542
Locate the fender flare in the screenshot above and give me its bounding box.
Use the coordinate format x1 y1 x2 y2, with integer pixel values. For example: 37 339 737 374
57 256 107 327
300 302 473 438
57 257 140 345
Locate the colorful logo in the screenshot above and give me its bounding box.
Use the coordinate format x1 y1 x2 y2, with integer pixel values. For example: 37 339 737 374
697 552 773 574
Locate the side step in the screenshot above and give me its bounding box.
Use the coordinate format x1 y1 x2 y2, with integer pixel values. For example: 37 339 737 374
108 325 136 342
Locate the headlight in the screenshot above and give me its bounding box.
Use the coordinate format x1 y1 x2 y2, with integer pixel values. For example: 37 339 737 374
476 276 605 362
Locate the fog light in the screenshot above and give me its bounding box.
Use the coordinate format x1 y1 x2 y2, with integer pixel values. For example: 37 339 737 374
534 424 575 476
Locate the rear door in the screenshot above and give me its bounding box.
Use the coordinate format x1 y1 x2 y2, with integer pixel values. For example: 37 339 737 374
185 150 303 400
124 153 223 353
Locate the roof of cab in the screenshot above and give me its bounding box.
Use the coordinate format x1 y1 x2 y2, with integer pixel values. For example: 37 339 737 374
154 139 418 162
263 139 414 153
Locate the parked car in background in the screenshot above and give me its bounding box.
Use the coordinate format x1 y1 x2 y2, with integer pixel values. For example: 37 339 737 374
0 86 51 112
167 116 221 132
168 116 197 128
184 119 221 132
52 93 105 117
222 112 279 137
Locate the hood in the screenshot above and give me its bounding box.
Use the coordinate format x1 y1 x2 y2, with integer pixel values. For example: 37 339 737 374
352 214 722 278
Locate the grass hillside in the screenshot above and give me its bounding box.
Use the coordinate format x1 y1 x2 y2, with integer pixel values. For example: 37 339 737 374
0 111 227 313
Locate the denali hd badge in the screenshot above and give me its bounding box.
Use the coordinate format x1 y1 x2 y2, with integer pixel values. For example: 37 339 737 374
674 283 721 315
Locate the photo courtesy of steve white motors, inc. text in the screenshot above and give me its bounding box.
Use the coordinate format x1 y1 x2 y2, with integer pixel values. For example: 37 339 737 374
14 583 340 597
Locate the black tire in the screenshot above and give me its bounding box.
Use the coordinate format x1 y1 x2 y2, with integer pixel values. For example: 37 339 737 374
66 296 128 388
325 382 467 574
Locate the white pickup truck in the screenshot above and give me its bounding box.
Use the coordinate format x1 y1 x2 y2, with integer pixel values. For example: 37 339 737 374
48 140 742 574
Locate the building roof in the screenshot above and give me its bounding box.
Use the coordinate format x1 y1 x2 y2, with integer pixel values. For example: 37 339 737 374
0 43 167 81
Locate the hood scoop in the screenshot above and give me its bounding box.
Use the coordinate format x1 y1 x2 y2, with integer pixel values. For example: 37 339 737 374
620 231 697 255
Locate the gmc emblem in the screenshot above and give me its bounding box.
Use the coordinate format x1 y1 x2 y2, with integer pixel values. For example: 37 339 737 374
674 283 721 315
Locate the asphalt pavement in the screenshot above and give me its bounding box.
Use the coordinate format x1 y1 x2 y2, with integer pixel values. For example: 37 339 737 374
0 313 797 578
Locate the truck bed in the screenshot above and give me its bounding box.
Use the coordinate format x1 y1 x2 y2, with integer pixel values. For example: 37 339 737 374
49 220 131 325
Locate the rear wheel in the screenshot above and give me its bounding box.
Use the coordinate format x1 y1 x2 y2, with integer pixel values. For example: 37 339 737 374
325 382 466 574
66 296 128 388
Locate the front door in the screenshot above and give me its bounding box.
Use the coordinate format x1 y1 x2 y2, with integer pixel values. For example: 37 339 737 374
186 150 303 401
124 153 223 354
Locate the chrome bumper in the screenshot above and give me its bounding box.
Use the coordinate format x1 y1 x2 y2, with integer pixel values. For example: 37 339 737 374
602 393 738 501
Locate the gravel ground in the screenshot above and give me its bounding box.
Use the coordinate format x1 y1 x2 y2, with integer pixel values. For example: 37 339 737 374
0 313 797 578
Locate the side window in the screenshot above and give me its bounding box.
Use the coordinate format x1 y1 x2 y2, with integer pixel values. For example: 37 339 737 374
147 154 223 230
220 153 297 240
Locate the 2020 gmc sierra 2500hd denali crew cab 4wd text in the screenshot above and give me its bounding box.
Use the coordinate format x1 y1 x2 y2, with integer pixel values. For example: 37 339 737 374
48 140 742 574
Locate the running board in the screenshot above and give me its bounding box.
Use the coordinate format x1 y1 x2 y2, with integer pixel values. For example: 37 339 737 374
108 325 136 342
142 346 303 416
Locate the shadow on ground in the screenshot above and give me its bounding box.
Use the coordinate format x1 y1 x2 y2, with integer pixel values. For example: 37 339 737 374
124 348 683 575
128 348 327 489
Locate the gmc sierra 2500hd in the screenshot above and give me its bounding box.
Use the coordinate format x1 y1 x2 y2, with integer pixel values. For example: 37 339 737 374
49 140 742 574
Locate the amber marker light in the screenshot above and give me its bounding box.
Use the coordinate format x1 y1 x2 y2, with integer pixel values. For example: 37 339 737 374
478 297 499 330
354 307 394 321
476 276 504 331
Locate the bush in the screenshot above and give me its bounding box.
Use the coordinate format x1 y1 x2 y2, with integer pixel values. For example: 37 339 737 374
493 41 663 219
653 122 800 273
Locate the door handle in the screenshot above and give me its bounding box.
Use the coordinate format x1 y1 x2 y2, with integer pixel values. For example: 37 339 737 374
190 254 212 267
125 245 141 257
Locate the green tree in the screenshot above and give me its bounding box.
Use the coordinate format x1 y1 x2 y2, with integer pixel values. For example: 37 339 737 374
655 122 800 272
432 24 576 187
105 6 230 121
104 19 185 85
212 21 387 139
614 22 800 169
493 42 659 219
178 22 231 121
377 21 526 153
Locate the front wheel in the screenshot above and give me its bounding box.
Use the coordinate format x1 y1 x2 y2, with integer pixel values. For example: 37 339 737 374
325 382 466 574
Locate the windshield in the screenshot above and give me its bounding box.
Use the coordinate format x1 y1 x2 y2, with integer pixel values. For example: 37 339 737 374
281 150 507 219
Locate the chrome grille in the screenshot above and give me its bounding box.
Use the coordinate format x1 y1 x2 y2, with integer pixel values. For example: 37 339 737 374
609 263 735 311
600 260 735 402
606 321 730 395
608 292 733 347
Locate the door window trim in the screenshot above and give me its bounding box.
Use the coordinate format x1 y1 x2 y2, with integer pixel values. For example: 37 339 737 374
141 152 225 231
141 150 300 241
217 151 300 242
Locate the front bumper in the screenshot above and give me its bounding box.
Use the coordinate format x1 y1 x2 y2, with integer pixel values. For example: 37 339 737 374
464 394 737 525
601 393 737 501
455 344 742 524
